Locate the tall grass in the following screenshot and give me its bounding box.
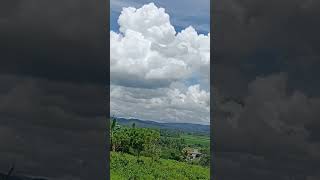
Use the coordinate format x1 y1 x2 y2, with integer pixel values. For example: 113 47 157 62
111 152 210 180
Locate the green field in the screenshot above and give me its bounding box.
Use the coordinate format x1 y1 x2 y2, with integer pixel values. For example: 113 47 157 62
111 152 210 180
181 134 210 147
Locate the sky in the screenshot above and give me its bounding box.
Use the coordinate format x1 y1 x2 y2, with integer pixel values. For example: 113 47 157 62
110 1 210 125
1 0 320 180
0 0 107 179
110 0 210 34
213 0 320 179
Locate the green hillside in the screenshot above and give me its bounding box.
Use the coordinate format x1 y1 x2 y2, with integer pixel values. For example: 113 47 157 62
111 152 210 180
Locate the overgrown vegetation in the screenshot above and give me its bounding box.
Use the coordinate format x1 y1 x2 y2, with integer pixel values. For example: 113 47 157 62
111 152 209 180
110 118 210 179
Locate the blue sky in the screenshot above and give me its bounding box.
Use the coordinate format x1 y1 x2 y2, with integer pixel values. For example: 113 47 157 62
110 0 210 34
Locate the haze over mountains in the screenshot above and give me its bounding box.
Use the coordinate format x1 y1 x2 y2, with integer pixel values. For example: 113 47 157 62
113 117 210 135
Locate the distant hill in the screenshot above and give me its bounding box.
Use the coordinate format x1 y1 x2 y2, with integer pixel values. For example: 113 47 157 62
113 117 210 135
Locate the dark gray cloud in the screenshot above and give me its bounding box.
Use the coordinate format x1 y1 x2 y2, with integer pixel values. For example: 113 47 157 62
0 76 107 179
213 0 320 178
0 0 106 84
213 73 320 180
213 0 320 95
0 0 107 179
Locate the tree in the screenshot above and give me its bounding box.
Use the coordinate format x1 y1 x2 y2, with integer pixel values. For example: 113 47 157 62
129 128 145 159
110 118 121 151
113 127 131 152
199 154 210 167
110 118 118 151
142 129 161 161
110 123 161 161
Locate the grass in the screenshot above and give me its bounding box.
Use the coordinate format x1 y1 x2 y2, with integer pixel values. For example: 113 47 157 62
111 152 210 180
181 134 210 147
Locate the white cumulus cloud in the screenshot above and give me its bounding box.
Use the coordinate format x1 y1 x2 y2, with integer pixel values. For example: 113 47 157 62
110 3 210 124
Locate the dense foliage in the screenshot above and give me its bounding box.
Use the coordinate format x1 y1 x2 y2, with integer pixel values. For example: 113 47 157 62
111 152 209 180
111 119 161 158
110 118 210 179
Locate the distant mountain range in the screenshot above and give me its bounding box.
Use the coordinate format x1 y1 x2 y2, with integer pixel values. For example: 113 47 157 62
113 117 210 135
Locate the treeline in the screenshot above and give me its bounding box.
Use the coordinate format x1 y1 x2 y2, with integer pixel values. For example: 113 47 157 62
110 119 161 160
110 118 210 167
